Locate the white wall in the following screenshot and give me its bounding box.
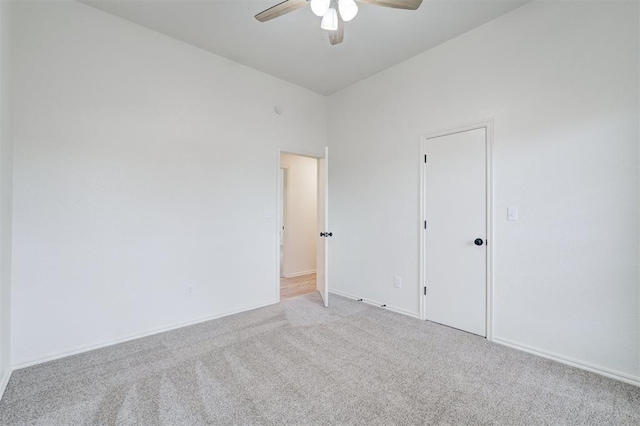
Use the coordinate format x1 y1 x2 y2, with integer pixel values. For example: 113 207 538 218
280 153 317 277
7 0 640 387
11 1 327 366
0 0 14 396
328 0 640 382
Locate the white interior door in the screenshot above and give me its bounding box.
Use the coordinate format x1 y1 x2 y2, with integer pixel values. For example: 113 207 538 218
316 147 329 307
425 128 486 336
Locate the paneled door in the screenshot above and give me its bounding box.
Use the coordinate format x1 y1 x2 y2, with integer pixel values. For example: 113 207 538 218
424 128 487 336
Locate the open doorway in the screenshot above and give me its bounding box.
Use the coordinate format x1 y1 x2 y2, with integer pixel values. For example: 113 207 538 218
279 152 318 299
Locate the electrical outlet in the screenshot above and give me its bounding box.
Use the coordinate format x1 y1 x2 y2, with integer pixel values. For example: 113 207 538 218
187 285 194 297
394 276 402 289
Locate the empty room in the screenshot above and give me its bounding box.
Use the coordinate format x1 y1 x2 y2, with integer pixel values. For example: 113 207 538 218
0 0 638 424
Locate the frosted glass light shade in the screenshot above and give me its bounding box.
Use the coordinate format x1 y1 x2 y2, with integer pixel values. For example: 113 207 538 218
321 7 338 31
338 0 358 22
310 0 330 17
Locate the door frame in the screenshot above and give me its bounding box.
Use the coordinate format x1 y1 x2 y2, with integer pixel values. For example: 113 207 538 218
279 165 290 278
419 120 494 341
275 147 325 303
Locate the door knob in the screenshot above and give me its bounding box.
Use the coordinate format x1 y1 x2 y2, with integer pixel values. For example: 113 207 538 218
474 238 484 246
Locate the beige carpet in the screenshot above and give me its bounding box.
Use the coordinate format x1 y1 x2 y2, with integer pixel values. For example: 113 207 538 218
0 292 638 425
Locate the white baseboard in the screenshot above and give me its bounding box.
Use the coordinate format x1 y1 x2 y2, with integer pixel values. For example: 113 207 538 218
330 289 421 319
12 293 637 390
0 367 11 401
492 336 640 388
284 269 317 278
330 291 639 388
12 299 278 370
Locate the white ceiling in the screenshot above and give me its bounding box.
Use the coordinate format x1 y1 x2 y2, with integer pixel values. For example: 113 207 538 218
81 0 532 95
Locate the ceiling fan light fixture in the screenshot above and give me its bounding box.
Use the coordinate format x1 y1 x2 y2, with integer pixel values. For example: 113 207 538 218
310 0 330 17
338 0 358 22
320 7 338 31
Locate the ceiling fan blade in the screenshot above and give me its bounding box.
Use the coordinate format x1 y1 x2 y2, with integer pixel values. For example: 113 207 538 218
255 0 308 22
329 15 345 45
356 0 422 10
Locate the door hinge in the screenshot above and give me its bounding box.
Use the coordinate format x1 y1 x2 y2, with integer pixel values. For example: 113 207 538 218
424 154 427 163
424 221 427 229
423 286 427 295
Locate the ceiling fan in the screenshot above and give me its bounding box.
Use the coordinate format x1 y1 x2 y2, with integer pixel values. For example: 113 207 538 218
255 0 423 46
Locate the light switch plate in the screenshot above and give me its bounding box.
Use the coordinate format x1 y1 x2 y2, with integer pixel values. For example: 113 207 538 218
507 207 519 221
394 276 402 288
